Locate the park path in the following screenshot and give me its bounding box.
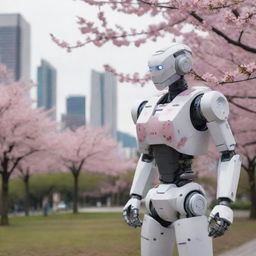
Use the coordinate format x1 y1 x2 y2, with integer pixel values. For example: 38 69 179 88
218 239 256 256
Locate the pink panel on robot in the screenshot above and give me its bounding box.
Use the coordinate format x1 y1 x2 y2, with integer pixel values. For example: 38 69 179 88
178 88 195 96
147 117 164 140
136 124 146 143
177 136 188 148
137 117 175 143
160 119 174 142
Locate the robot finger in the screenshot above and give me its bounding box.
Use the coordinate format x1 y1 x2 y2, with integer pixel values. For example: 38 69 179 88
128 209 141 228
132 209 142 224
209 219 229 238
123 210 132 226
130 217 142 228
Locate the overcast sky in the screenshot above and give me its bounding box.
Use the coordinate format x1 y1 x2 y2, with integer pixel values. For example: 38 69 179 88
1 0 175 136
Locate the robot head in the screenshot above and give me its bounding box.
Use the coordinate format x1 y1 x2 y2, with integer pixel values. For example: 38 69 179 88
148 43 192 91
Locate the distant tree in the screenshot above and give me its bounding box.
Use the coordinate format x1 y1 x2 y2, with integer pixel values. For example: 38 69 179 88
16 149 59 216
56 126 133 213
0 64 57 225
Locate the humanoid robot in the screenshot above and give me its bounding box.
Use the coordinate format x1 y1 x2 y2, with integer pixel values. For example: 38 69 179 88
123 43 241 256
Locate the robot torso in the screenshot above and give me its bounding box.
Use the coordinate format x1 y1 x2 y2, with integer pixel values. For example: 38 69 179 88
136 86 211 156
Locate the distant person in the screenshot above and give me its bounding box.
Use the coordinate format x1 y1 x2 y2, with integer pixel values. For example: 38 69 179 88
42 197 49 216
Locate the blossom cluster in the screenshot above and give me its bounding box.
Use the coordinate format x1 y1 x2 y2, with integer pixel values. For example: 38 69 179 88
104 64 151 86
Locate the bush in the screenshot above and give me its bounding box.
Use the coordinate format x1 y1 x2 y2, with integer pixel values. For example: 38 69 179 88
231 200 251 210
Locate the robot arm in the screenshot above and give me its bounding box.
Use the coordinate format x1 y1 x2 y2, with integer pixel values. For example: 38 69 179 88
123 154 156 227
200 91 241 237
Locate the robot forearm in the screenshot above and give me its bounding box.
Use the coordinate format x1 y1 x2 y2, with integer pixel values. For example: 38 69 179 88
130 154 156 198
123 154 156 228
216 152 241 203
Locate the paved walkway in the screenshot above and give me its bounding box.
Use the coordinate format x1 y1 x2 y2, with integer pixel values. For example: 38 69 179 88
218 239 256 256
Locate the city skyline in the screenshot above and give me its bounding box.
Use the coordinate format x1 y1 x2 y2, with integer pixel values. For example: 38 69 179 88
0 1 163 137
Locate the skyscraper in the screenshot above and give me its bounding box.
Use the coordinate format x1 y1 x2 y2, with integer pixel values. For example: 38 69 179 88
0 13 30 81
90 70 117 138
37 59 57 120
62 96 86 130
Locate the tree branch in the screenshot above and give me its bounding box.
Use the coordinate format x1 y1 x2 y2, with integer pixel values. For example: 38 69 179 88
226 95 256 99
8 149 39 176
189 12 256 54
242 141 256 147
219 76 256 85
229 99 256 114
238 30 244 43
137 1 256 54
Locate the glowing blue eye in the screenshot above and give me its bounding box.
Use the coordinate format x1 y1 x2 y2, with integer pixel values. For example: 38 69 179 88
156 65 164 70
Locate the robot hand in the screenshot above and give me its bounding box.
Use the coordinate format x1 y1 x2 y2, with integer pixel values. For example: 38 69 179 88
208 204 233 238
123 195 142 228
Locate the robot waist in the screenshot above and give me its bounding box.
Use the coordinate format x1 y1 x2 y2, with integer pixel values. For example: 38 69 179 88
158 168 195 186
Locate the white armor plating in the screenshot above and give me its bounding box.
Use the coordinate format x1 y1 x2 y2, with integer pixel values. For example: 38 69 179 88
130 155 157 198
141 215 176 256
174 216 213 256
141 215 213 256
131 100 147 124
145 183 207 222
217 154 241 202
136 86 211 155
123 43 242 256
200 91 229 121
210 204 233 224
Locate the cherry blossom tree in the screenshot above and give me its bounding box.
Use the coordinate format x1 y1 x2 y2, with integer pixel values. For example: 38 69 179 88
52 0 256 87
0 64 57 225
16 149 59 217
230 109 256 218
56 126 134 213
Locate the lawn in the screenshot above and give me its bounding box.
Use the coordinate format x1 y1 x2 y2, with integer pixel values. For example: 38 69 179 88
0 213 255 256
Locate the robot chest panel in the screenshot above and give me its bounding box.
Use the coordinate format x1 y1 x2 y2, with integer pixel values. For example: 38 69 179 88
136 87 210 155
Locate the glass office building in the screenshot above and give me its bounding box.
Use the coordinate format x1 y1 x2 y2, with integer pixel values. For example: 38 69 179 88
0 13 30 81
37 59 57 120
90 70 117 138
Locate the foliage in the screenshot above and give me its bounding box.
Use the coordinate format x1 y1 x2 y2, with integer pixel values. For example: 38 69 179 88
231 200 251 210
52 0 256 86
5 172 118 210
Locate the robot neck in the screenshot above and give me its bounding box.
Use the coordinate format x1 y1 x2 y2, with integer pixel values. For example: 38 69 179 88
167 77 188 102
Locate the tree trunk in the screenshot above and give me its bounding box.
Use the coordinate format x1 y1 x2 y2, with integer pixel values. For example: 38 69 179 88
73 173 79 214
1 172 9 225
24 175 30 216
247 168 256 219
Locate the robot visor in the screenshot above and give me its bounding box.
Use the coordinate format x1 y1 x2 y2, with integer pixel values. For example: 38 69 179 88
149 65 164 72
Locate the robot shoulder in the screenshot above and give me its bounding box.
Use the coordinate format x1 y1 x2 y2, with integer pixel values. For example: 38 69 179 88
131 100 148 124
200 90 229 122
131 92 167 124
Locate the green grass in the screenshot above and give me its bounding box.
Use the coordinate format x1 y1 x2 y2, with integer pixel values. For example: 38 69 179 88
0 213 255 256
